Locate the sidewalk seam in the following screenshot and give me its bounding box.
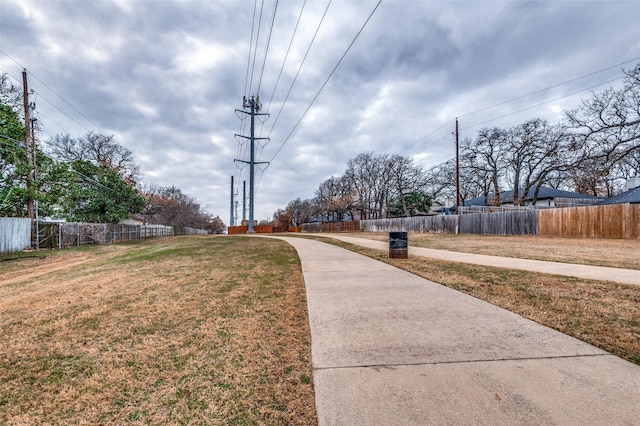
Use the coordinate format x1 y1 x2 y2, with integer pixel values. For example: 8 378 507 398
314 352 614 371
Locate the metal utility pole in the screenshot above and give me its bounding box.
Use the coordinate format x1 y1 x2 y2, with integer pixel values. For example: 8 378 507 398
234 96 269 233
455 118 460 214
230 175 235 227
22 69 35 245
242 180 247 222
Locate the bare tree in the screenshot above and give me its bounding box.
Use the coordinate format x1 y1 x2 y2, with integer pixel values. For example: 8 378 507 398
315 175 356 221
206 215 226 234
139 185 210 229
47 132 141 184
387 154 427 217
422 161 454 203
565 63 640 195
344 152 393 219
462 128 508 205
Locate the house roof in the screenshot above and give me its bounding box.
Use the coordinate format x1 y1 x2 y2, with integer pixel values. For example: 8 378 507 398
464 186 601 206
599 185 640 205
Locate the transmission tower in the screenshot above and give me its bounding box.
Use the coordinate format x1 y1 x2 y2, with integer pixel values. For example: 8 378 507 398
235 96 269 233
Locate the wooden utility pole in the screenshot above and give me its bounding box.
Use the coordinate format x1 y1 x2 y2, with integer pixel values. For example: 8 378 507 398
22 69 35 245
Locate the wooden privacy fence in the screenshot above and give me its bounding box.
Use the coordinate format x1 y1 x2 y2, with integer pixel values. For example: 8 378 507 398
458 210 538 235
303 204 638 239
539 204 640 239
361 212 536 235
362 216 458 233
221 204 640 238
301 221 361 233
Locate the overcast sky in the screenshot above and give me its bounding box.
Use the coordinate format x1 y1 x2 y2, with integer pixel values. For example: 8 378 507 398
1 0 639 224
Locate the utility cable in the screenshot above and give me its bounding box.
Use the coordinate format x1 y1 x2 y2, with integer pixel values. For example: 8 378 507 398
247 0 266 97
460 75 624 131
263 0 307 116
243 0 258 98
399 119 454 155
256 0 279 97
69 169 116 194
402 56 639 158
266 0 332 137
35 92 93 133
1 49 106 133
257 0 306 159
459 55 640 119
268 0 383 164
0 68 91 135
239 0 259 194
0 133 25 145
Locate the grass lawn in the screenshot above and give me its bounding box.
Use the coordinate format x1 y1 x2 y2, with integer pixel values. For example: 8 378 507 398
0 236 316 425
345 232 640 270
2 231 638 424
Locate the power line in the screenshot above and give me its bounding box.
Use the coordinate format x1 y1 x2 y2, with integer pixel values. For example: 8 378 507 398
238 0 258 197
254 0 328 193
1 66 92 135
69 168 116 194
401 56 639 158
461 75 624 131
256 0 279 97
0 133 25 146
268 0 383 164
266 0 333 138
2 53 167 184
263 0 307 116
247 0 266 97
33 91 93 133
256 0 305 161
399 119 454 155
1 49 106 133
459 55 640 119
243 0 258 98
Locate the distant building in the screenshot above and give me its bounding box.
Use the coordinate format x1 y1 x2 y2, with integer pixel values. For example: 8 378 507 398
599 178 640 205
463 186 603 208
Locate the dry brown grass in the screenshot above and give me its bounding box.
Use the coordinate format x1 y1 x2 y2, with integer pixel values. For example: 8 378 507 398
343 232 640 270
0 236 316 425
309 236 640 366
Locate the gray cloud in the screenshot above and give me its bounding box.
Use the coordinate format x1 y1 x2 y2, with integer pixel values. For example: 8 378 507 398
1 0 639 223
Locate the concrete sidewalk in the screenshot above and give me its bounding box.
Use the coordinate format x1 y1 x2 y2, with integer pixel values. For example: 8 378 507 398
319 234 640 286
273 236 640 425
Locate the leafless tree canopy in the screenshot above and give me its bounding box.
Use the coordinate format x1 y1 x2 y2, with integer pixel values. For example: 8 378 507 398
139 184 217 230
274 63 640 220
47 132 141 184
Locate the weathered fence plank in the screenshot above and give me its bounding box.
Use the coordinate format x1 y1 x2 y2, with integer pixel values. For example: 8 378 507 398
538 203 640 239
363 212 536 235
362 216 459 233
304 204 638 239
301 222 323 233
300 221 361 233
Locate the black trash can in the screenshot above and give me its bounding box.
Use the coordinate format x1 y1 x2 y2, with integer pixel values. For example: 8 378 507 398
389 231 408 259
